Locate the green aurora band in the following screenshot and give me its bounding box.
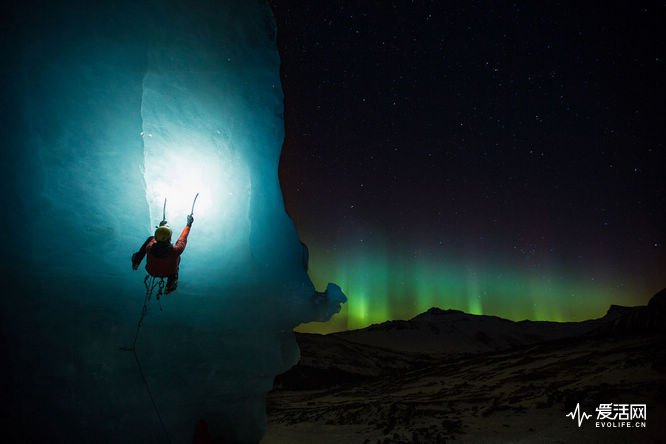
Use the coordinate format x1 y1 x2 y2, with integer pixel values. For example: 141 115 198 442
298 245 652 334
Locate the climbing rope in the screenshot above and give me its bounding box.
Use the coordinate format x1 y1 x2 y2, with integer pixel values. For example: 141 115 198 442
121 275 170 442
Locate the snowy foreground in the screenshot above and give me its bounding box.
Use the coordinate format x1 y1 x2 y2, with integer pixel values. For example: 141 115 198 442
263 292 665 443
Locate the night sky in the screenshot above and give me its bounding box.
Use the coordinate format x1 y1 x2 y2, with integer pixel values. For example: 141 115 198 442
269 1 665 332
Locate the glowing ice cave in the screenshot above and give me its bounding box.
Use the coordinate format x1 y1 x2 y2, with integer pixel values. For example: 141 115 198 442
1 0 345 442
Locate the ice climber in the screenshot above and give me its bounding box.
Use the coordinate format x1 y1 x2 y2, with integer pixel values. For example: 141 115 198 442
131 214 194 294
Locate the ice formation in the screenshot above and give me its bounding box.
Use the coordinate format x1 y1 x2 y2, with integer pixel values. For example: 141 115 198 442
1 0 345 442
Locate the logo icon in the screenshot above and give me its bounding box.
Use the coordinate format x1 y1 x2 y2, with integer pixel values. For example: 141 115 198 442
566 403 592 427
566 403 647 429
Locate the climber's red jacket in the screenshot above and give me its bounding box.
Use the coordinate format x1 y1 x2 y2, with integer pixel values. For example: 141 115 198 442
132 226 191 277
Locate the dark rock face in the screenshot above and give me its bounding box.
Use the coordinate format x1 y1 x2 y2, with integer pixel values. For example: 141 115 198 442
648 288 666 310
593 288 666 336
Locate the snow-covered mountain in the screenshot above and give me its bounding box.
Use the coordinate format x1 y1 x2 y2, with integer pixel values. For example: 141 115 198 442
333 308 596 354
326 288 666 355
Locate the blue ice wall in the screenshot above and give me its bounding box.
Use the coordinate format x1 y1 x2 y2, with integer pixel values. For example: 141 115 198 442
1 1 345 442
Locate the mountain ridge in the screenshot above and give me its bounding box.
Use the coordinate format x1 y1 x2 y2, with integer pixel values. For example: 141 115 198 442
266 289 666 443
318 288 665 354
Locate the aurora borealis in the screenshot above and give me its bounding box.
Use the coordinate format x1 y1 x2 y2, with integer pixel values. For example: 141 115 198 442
298 244 653 333
270 1 665 333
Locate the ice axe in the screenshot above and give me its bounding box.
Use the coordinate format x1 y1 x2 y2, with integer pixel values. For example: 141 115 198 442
190 193 199 217
158 198 168 227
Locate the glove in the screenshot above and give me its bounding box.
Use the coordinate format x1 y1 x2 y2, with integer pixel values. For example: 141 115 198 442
187 214 194 227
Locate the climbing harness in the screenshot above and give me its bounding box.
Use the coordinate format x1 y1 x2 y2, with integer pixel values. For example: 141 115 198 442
121 192 199 442
122 276 165 351
121 275 169 441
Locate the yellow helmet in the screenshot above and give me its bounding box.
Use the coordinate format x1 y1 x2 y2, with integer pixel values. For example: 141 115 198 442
154 225 172 242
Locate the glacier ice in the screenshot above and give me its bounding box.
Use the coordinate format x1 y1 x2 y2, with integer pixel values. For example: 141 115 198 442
0 0 345 442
